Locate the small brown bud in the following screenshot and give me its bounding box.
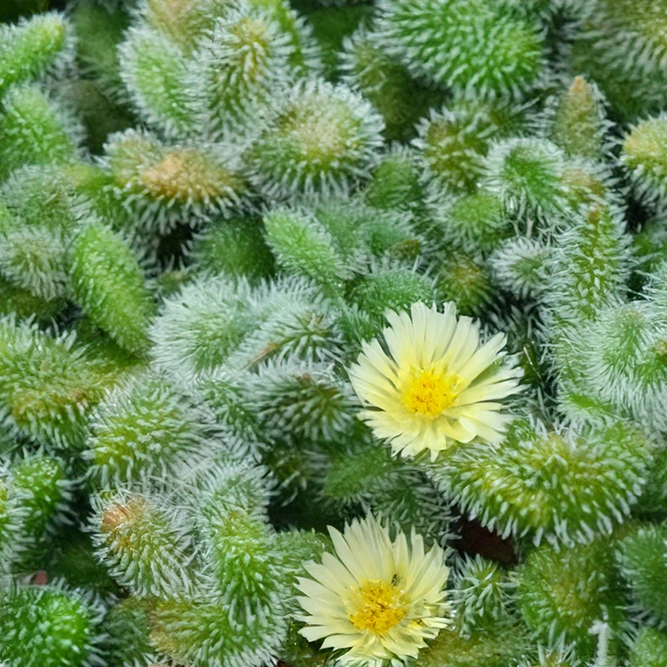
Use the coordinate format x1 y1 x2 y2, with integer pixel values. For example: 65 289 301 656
101 497 145 533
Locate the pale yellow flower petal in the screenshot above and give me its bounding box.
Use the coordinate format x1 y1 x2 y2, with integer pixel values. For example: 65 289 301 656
384 309 419 368
440 316 478 369
298 515 451 666
458 414 510 442
348 302 521 459
455 380 520 406
299 625 334 642
328 526 375 582
453 333 506 382
306 554 357 590
438 417 476 443
322 634 368 650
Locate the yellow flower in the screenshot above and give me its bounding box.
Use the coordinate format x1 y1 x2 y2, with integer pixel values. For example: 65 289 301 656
348 302 522 460
297 514 451 666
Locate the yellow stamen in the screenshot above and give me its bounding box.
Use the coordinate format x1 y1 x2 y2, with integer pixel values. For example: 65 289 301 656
402 369 462 419
349 579 408 635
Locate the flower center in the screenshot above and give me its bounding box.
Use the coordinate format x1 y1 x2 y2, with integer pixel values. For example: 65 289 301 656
402 369 462 419
349 579 408 635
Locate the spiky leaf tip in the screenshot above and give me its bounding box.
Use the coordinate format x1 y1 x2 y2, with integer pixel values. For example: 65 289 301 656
0 84 83 181
85 370 221 489
379 0 544 99
432 418 650 548
91 491 194 598
517 537 626 660
618 522 667 626
630 626 667 667
104 129 248 232
68 220 156 355
248 78 384 198
0 582 104 667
